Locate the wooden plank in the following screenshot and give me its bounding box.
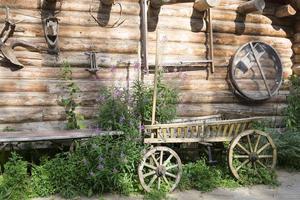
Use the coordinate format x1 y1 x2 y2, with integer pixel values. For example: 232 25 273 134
0 130 123 143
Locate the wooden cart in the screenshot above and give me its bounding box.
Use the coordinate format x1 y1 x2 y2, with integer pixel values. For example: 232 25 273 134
138 116 277 192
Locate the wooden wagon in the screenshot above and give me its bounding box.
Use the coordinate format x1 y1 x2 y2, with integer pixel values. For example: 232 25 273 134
138 116 277 192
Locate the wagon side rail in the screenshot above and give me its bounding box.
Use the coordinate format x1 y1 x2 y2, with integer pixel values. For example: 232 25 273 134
143 117 265 144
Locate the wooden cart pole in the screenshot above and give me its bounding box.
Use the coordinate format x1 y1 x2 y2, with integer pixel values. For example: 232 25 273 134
208 8 215 73
151 30 160 125
141 0 149 74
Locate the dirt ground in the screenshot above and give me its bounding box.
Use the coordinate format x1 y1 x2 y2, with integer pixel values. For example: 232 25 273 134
34 170 300 200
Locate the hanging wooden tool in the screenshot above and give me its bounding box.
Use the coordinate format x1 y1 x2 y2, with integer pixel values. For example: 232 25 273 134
89 0 125 28
40 0 62 54
85 52 99 74
229 41 283 102
144 1 218 75
0 7 39 69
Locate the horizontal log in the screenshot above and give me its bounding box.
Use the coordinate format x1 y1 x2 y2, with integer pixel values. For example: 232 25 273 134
275 4 296 18
0 88 288 107
193 0 220 12
0 106 96 123
237 0 266 14
292 64 300 75
150 0 194 9
294 33 300 43
177 103 286 117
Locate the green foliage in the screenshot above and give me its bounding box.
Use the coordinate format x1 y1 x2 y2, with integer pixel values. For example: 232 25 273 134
238 167 278 186
272 131 300 170
96 87 137 131
59 61 85 130
30 161 56 197
285 75 300 131
178 158 277 192
143 189 169 200
132 74 178 124
0 152 31 200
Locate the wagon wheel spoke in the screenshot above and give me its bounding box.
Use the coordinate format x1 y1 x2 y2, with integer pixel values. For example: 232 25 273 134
257 160 267 168
257 143 271 155
236 159 250 172
143 170 156 178
158 177 161 190
151 154 159 167
148 175 157 188
237 142 250 155
254 134 261 152
163 175 170 186
166 164 178 171
258 155 273 159
165 172 177 179
247 135 253 152
234 155 249 159
144 163 157 170
160 150 164 165
163 154 173 166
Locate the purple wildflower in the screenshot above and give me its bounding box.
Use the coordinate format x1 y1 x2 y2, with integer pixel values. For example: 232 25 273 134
112 168 118 174
89 171 95 177
140 125 145 131
98 155 104 162
97 163 104 170
82 158 88 166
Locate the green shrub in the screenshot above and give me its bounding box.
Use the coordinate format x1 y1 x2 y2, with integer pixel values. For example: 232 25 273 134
0 152 31 200
285 75 300 131
143 189 169 200
178 158 277 192
59 61 85 130
272 131 300 170
31 161 56 197
132 74 178 124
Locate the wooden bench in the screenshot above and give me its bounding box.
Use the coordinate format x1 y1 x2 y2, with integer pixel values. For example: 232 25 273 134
0 129 123 150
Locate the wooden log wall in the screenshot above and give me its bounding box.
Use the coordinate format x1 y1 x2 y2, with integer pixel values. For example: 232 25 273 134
0 0 296 131
293 13 300 75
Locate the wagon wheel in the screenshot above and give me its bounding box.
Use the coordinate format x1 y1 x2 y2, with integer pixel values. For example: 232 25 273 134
138 146 182 192
228 129 277 179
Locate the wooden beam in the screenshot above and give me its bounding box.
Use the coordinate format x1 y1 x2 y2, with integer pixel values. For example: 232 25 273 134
193 0 220 12
101 0 114 6
287 0 300 10
150 0 194 9
237 0 266 14
275 4 296 18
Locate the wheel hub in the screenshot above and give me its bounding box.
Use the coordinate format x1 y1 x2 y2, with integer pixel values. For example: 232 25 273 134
249 152 258 162
156 165 166 177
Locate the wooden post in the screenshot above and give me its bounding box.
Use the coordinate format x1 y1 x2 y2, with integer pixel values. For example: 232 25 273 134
208 8 215 73
151 30 160 125
101 0 115 6
275 4 296 18
194 0 220 12
237 0 265 14
150 0 194 9
141 0 149 74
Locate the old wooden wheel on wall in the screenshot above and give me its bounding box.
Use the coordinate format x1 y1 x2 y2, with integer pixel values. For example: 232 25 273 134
229 41 283 102
138 146 182 192
228 130 277 179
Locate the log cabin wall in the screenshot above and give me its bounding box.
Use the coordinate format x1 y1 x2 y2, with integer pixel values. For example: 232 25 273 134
293 13 300 75
0 0 296 131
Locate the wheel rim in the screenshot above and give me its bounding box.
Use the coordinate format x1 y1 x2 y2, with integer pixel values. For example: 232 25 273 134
228 130 277 179
138 146 182 192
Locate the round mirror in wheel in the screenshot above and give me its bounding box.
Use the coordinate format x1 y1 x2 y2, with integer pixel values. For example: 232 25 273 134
230 41 283 101
138 146 182 192
228 130 277 179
